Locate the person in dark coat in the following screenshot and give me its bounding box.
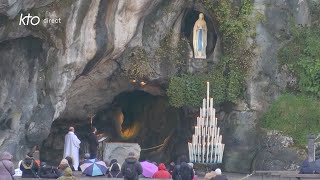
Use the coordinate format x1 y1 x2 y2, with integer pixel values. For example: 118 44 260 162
168 161 175 175
152 163 172 179
172 155 194 180
38 162 60 179
299 159 314 174
20 152 39 178
121 152 143 180
88 127 99 159
108 160 123 178
0 151 15 180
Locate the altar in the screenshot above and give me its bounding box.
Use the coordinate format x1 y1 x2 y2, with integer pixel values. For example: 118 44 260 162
101 142 141 165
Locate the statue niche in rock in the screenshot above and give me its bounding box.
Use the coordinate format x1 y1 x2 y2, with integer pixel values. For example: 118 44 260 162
193 13 207 59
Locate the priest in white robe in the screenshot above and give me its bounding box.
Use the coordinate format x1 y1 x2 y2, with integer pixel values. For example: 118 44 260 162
63 126 81 170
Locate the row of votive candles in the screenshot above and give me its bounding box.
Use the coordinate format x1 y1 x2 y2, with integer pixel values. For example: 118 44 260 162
188 142 225 163
194 126 220 138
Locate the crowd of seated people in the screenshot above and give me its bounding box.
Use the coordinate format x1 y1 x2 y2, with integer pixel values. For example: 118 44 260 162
1 151 229 180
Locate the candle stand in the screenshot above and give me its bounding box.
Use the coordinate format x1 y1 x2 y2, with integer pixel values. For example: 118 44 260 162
188 82 225 164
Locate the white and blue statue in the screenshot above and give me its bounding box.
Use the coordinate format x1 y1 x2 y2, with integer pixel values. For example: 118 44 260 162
193 13 207 59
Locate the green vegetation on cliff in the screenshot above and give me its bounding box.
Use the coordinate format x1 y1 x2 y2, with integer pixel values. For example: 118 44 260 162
264 6 320 145
261 94 320 146
168 0 257 107
278 26 320 97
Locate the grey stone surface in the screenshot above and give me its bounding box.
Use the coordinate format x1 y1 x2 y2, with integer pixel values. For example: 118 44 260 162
103 143 141 166
0 0 315 173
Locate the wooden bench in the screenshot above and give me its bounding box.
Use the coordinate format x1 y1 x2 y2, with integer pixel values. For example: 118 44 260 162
255 171 320 179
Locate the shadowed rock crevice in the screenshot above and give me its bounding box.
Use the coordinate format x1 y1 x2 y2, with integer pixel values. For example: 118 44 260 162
77 0 109 78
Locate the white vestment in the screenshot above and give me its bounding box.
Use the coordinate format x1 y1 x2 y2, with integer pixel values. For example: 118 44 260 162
63 131 81 170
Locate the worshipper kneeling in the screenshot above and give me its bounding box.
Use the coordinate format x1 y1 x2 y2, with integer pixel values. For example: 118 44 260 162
58 159 70 176
152 163 172 179
57 167 76 180
38 162 60 179
108 159 123 178
20 152 39 178
0 151 15 180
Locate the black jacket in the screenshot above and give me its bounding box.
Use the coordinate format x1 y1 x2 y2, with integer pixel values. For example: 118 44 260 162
38 165 60 179
172 162 194 180
88 132 99 154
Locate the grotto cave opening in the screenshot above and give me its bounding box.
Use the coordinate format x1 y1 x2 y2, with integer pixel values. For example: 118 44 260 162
41 90 192 165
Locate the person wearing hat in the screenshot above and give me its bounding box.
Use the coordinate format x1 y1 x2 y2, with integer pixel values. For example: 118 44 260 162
121 152 143 180
63 127 81 171
20 152 39 178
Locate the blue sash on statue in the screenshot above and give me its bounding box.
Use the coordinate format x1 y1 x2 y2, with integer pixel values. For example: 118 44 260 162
198 29 203 52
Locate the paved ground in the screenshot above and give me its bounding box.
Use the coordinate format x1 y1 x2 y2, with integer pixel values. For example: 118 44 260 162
14 171 290 180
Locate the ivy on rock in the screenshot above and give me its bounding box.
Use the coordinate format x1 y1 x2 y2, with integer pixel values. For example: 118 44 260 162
167 0 257 107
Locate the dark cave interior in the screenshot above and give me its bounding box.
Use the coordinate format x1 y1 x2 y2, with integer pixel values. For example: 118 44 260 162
41 90 193 165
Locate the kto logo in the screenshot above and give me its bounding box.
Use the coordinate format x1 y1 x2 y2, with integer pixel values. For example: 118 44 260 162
19 13 40 26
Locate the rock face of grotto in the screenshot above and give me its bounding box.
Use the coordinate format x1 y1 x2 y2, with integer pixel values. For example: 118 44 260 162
0 0 312 173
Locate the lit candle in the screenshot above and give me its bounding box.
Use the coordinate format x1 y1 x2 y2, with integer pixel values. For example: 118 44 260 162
188 143 192 162
210 143 213 163
210 98 214 126
214 143 217 163
195 144 198 163
207 82 209 107
221 144 225 163
203 98 206 117
202 144 205 163
206 143 210 163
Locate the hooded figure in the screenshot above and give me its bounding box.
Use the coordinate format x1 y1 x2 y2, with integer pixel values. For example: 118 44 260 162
152 163 172 179
121 152 143 180
57 167 76 180
20 153 39 178
65 156 75 171
0 152 15 180
108 161 123 178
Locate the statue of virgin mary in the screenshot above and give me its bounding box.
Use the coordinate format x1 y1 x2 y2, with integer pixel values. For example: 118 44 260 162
193 13 207 59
